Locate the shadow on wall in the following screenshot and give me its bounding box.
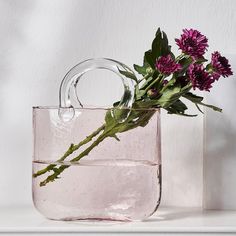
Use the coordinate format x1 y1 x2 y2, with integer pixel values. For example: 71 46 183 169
204 54 236 210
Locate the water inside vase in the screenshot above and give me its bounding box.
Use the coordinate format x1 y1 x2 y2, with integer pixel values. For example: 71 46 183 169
32 159 161 221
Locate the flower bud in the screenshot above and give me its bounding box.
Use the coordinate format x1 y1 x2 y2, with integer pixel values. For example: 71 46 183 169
163 79 168 85
146 67 153 75
147 88 158 98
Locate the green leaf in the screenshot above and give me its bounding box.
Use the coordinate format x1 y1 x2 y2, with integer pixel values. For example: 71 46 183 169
138 28 171 70
113 101 120 107
165 99 197 117
165 107 197 117
151 28 169 59
195 57 208 64
134 28 171 74
183 92 204 103
133 63 149 76
104 110 116 129
195 104 204 114
158 85 182 108
111 134 120 141
118 68 138 83
138 111 156 127
198 102 222 112
114 108 131 123
144 50 156 69
170 99 188 113
135 89 146 100
183 92 222 113
151 28 162 59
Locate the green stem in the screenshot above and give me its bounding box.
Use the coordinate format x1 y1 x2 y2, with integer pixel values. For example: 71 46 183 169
33 124 105 178
137 72 152 84
175 53 186 62
144 74 163 92
38 109 156 186
39 132 108 186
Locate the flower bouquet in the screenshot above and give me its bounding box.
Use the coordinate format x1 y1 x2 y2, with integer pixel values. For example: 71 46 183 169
32 28 233 221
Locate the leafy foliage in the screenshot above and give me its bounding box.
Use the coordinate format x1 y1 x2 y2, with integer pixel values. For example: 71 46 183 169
134 28 171 72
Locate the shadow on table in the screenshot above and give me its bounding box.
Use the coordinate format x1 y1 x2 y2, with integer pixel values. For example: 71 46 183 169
143 208 203 222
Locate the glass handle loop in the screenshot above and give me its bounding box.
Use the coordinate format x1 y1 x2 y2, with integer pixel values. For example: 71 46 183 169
59 58 135 122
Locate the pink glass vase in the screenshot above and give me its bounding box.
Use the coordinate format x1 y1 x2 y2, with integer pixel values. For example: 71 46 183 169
32 58 162 221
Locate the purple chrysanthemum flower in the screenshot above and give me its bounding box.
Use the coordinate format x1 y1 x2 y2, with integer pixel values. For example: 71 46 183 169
187 64 214 91
175 29 208 58
211 51 233 79
212 72 221 81
156 54 182 75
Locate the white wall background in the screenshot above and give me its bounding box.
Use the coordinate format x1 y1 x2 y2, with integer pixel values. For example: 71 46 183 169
0 0 235 208
204 55 236 210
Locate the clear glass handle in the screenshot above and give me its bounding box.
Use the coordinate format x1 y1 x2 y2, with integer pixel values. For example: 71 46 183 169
59 58 135 121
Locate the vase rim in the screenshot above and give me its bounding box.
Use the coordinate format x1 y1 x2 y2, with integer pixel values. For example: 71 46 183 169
33 106 160 112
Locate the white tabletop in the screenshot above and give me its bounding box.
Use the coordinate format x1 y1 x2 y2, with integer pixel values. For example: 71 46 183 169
1 206 236 235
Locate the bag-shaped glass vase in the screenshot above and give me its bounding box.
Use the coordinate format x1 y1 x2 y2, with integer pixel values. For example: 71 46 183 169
32 58 161 221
